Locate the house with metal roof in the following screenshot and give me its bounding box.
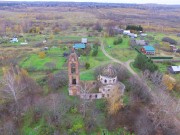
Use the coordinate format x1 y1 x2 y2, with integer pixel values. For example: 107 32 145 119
81 38 87 44
141 45 155 55
10 37 18 43
168 66 180 74
136 40 147 46
73 43 86 49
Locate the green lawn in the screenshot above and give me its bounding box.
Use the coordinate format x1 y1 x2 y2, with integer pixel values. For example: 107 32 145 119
20 48 66 71
79 48 110 69
80 70 95 80
104 37 137 62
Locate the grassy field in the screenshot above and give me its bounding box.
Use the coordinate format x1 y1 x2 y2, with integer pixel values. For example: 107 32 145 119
104 37 137 62
20 48 66 71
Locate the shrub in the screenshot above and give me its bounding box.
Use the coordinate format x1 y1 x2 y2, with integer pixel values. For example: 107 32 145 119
126 25 143 31
85 62 90 69
134 54 158 72
47 70 68 90
92 45 98 56
113 36 123 45
162 37 177 45
38 52 46 59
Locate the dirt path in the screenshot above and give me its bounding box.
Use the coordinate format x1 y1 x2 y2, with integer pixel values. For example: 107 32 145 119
100 41 137 75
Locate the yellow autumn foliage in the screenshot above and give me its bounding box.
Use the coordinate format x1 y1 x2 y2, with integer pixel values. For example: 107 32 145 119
107 85 123 115
38 51 46 59
162 75 176 91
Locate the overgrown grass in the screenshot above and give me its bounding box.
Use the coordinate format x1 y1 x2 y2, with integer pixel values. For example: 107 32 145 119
20 48 66 71
80 70 95 80
104 37 137 62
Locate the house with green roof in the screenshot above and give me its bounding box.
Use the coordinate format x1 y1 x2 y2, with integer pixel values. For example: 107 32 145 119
141 45 155 55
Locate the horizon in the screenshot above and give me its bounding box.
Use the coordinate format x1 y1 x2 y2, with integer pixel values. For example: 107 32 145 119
1 0 180 5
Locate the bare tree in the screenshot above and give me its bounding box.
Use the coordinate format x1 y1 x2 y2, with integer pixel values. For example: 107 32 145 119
0 66 26 106
128 76 152 105
80 82 94 118
47 70 68 90
148 88 180 131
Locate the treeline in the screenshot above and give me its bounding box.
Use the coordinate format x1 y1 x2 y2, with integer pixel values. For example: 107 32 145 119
126 25 143 31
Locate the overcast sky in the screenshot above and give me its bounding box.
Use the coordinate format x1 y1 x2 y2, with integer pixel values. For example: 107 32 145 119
1 0 180 5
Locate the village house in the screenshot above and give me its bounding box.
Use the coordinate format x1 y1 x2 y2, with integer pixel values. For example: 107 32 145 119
169 45 178 52
168 66 180 74
10 37 18 43
136 40 147 46
141 45 155 55
123 30 131 35
73 43 86 49
81 38 87 44
140 33 147 37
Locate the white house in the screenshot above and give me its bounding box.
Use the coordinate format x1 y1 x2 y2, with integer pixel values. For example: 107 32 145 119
123 30 131 35
81 38 87 44
10 38 18 43
140 33 147 37
168 66 180 74
128 33 137 38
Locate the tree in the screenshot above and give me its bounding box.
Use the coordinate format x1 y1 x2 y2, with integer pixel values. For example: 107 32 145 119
162 37 177 45
93 23 103 32
148 88 180 131
113 36 123 45
92 45 98 57
128 76 152 105
0 66 26 106
114 64 130 82
162 75 176 91
38 52 46 59
107 85 123 114
47 70 68 91
85 62 90 69
134 54 158 72
126 25 143 31
80 82 94 118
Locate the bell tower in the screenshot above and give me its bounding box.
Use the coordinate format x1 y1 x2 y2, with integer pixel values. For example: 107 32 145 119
68 51 80 96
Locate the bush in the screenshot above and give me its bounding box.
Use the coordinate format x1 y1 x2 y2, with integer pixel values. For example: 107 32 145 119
126 25 143 31
113 36 123 45
134 54 158 72
47 70 68 90
85 62 90 69
92 45 98 56
162 37 177 45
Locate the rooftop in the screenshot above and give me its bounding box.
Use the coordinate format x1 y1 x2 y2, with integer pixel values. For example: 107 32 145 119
73 43 86 49
171 66 180 72
143 45 155 51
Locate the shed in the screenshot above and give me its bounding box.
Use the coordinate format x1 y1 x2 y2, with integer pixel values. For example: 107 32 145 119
168 66 180 74
136 40 146 46
10 38 18 43
73 43 86 49
123 30 131 35
141 45 155 55
81 38 87 44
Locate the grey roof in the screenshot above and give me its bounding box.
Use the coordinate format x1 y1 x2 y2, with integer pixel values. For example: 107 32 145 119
136 40 146 46
171 66 180 72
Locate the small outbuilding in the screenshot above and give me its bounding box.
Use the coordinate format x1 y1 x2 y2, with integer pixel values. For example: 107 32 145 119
81 38 87 44
136 40 147 46
123 30 131 35
141 45 155 55
10 37 18 43
168 66 180 74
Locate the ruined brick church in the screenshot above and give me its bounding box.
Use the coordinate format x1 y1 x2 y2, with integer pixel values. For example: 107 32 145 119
68 50 125 99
